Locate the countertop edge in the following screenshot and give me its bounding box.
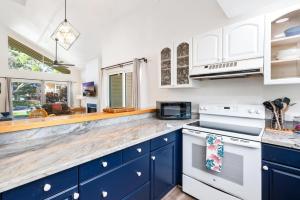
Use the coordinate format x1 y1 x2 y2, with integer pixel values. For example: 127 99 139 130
0 109 156 134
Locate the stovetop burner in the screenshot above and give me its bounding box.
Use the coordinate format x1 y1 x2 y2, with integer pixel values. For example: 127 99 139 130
186 121 263 136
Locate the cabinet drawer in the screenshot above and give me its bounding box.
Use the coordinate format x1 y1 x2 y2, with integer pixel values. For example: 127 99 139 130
122 182 150 200
151 132 176 151
80 154 150 200
262 144 300 169
79 151 122 182
123 141 150 163
45 186 78 200
3 167 78 200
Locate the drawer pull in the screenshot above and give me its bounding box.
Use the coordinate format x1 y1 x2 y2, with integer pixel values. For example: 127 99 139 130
263 165 269 171
43 183 51 192
164 138 168 142
151 156 156 160
73 192 80 200
136 148 142 153
136 171 142 177
101 161 108 168
102 191 108 198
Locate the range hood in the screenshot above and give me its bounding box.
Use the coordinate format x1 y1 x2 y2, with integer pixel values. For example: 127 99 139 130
190 58 263 80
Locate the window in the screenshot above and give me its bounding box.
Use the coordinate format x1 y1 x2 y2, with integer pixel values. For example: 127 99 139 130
108 72 133 108
8 37 69 74
11 80 70 118
45 82 68 104
11 80 42 118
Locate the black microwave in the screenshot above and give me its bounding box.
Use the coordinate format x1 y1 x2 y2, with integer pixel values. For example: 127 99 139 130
156 101 191 120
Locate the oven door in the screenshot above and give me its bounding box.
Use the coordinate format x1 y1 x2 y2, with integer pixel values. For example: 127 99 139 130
182 129 261 200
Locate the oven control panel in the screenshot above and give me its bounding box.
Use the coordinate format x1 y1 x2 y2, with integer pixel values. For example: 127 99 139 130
199 104 265 119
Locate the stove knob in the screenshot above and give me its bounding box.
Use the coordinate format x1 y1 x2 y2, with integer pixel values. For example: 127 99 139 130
256 110 261 114
248 109 254 114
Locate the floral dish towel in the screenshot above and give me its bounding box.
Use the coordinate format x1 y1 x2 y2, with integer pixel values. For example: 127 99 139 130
206 134 224 173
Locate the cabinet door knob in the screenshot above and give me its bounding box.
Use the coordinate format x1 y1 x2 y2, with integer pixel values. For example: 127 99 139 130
164 138 168 142
136 148 142 153
101 161 108 168
151 156 156 160
262 165 269 171
102 191 108 198
43 183 51 192
73 192 80 200
136 171 142 177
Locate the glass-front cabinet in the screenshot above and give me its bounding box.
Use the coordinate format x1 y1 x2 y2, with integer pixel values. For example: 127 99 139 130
176 42 190 85
265 5 300 85
160 47 172 87
159 40 194 88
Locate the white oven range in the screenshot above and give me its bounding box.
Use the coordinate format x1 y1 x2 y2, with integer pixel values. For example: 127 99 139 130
182 104 265 200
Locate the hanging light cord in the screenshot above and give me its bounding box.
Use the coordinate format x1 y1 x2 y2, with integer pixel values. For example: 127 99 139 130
64 0 67 22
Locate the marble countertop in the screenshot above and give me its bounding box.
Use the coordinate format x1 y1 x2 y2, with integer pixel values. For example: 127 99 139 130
0 117 194 193
262 131 300 150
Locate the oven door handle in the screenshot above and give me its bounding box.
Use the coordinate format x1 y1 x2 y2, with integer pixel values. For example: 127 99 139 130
183 129 261 149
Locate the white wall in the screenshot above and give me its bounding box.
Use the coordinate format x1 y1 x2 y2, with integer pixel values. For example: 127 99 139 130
100 0 300 119
0 24 82 111
81 58 101 110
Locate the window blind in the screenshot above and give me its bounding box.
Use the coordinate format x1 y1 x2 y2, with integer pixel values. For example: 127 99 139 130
8 37 71 74
8 36 53 65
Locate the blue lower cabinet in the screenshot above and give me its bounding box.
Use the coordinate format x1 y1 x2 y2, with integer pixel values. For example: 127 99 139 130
2 167 78 200
123 141 150 163
175 130 182 186
80 154 150 200
45 186 79 200
262 144 300 200
122 182 150 200
151 142 176 200
262 160 300 200
79 151 122 182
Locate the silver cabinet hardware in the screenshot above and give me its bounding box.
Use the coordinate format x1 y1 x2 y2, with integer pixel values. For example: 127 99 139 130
136 148 142 153
151 156 156 160
102 191 108 198
43 184 51 192
262 165 269 171
73 192 80 200
136 171 142 177
101 161 108 168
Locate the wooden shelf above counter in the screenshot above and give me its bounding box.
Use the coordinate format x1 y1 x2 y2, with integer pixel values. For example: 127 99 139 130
0 108 156 134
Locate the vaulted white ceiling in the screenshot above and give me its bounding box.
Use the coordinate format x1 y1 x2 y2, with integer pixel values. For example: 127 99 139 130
0 0 298 68
0 0 154 67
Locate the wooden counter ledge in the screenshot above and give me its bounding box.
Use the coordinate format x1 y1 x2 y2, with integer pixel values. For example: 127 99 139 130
0 108 156 134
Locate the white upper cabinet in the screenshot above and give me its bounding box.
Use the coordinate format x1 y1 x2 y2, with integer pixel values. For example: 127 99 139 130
159 44 173 88
264 4 300 85
223 16 265 62
193 29 222 66
174 39 193 87
159 40 196 88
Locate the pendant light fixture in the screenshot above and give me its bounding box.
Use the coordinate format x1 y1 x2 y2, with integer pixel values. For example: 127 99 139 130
51 0 80 50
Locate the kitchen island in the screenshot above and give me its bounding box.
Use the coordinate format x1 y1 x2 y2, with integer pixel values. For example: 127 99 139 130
0 109 195 200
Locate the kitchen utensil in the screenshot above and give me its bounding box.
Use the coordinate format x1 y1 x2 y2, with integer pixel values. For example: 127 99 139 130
271 101 282 130
263 101 278 129
274 99 284 129
284 26 300 37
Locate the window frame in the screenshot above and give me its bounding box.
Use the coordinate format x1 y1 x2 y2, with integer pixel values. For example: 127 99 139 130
103 65 133 108
10 79 43 118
